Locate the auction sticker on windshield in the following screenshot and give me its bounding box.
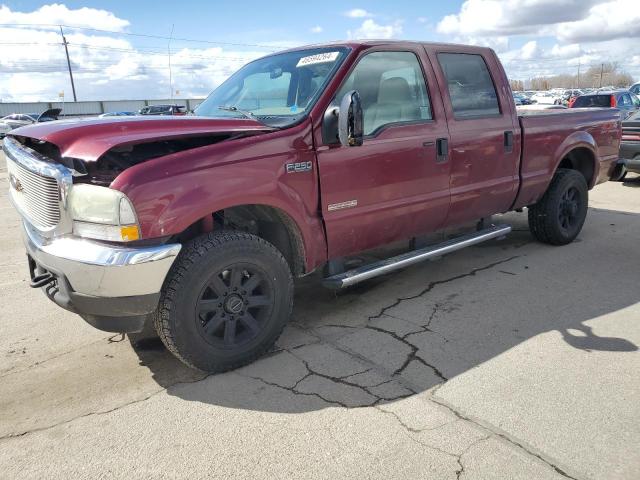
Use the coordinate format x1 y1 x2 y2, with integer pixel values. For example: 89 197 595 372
296 52 340 67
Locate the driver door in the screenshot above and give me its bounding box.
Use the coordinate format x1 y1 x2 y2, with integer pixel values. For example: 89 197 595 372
316 48 451 258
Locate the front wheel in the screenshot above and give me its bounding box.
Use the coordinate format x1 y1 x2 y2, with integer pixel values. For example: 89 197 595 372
528 169 588 245
155 232 293 372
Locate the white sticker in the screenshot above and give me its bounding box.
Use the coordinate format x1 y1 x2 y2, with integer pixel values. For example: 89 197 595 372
296 51 340 68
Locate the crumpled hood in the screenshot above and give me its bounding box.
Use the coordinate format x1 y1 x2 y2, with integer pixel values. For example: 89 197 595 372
9 116 273 161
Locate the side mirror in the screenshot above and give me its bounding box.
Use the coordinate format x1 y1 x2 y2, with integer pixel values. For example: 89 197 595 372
338 90 364 147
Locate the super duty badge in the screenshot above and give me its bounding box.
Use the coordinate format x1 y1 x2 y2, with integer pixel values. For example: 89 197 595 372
286 161 312 173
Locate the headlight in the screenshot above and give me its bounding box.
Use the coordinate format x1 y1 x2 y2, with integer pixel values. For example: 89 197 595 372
68 184 140 242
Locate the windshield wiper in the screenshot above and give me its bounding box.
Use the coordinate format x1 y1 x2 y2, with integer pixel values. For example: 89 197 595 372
218 105 269 124
217 105 286 129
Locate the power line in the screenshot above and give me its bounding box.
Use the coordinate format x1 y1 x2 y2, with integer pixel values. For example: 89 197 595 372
0 23 278 50
0 42 260 61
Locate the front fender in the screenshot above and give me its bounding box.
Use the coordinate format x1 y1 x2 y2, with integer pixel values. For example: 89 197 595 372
112 119 328 272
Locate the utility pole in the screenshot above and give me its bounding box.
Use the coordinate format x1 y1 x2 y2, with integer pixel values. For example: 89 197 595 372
599 63 604 88
59 26 77 102
576 60 581 88
168 24 174 100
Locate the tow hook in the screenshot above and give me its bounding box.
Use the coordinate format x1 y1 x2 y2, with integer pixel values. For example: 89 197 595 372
30 272 55 288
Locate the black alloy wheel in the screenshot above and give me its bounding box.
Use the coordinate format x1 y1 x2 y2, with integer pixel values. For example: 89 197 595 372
528 168 589 245
196 264 274 349
155 231 294 373
557 186 581 233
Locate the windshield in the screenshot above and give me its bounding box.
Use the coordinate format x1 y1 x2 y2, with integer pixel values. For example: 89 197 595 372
195 47 349 128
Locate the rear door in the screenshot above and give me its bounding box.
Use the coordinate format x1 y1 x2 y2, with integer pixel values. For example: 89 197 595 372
316 47 451 258
427 47 520 226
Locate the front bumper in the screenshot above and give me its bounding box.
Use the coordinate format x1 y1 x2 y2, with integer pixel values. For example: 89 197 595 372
23 221 181 332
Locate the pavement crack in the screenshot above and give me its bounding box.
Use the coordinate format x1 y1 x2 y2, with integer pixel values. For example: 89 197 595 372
240 372 351 408
367 256 521 324
429 396 581 480
366 325 448 382
0 388 165 442
0 374 212 442
0 337 112 379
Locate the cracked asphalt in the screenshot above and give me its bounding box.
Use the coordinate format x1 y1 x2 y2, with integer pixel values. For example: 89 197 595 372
1 150 639 479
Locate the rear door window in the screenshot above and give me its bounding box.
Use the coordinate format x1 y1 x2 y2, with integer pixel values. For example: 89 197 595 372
573 95 611 108
437 53 500 119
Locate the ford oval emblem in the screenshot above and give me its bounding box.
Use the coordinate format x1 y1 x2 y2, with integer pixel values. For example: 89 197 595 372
9 173 23 193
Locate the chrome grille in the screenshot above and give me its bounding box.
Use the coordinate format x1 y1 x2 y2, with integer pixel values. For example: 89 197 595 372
7 157 61 228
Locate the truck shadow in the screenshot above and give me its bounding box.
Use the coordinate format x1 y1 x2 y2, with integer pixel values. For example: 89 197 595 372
130 208 638 413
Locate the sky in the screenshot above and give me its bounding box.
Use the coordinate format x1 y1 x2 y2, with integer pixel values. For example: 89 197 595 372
0 0 639 102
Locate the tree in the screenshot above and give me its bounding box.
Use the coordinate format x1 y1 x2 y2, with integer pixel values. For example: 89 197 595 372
517 63 635 90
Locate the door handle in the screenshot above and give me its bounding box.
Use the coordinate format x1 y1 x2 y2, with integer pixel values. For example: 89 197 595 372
436 138 448 163
504 131 514 153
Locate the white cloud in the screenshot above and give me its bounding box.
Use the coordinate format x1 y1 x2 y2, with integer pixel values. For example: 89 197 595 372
348 19 403 40
555 0 640 43
520 41 539 60
0 5 267 102
549 43 582 58
0 3 130 31
344 8 373 18
437 0 598 37
310 25 323 33
435 0 640 82
457 36 510 53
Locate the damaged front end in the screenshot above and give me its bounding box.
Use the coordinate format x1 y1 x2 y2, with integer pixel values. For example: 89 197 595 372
14 131 262 186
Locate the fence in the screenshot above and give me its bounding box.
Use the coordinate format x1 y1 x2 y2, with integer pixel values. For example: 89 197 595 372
0 99 206 117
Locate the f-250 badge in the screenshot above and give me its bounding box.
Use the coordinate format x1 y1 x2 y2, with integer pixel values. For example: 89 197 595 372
286 161 312 173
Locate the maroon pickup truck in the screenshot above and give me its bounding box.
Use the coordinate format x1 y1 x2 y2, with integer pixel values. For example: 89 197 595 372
4 41 621 372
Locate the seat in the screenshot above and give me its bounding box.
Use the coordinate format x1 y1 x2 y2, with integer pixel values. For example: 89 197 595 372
364 77 420 134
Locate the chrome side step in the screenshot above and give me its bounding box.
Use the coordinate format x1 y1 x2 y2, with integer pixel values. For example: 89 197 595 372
322 224 512 289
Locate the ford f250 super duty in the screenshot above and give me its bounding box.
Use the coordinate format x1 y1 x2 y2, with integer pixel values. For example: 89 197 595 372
3 41 622 372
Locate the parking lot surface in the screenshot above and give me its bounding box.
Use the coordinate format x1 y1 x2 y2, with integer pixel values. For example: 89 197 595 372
0 150 639 479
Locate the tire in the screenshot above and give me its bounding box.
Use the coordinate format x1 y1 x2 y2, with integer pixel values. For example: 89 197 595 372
528 169 588 245
155 231 293 372
610 164 627 182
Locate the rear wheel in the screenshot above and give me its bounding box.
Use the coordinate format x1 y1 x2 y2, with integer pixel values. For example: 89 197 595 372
528 169 588 245
155 231 293 372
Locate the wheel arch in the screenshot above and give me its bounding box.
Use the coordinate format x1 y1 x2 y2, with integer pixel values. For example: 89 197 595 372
553 131 598 188
172 203 311 277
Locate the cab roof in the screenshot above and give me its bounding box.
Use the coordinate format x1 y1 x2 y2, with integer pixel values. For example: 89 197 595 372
276 40 495 55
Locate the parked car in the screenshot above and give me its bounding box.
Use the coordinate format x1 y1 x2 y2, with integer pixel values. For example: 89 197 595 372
513 93 533 105
0 109 61 138
570 90 639 118
630 82 640 96
3 41 621 373
139 104 187 116
612 110 640 181
531 91 563 105
562 89 583 107
99 111 137 117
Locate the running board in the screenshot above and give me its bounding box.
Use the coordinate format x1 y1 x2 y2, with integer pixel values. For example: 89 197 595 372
322 224 512 289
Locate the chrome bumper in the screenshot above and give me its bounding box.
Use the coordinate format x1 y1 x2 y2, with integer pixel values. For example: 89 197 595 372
22 221 181 298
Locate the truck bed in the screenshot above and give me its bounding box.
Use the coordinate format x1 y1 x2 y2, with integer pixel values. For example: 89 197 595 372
514 108 621 208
